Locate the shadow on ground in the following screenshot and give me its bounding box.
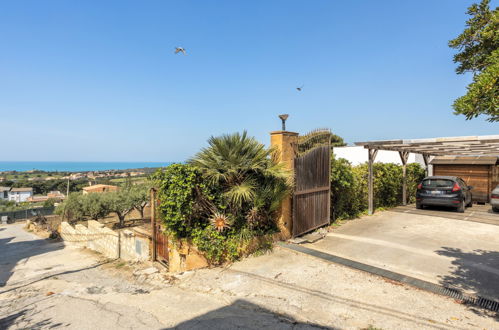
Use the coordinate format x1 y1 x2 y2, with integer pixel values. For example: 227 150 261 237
170 299 334 329
0 226 64 287
0 307 69 329
435 247 499 319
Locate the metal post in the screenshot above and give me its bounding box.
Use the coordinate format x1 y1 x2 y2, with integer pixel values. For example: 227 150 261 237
368 148 377 215
150 188 157 262
399 151 409 206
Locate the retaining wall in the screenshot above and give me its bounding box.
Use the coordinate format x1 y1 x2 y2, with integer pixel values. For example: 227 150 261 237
59 220 150 261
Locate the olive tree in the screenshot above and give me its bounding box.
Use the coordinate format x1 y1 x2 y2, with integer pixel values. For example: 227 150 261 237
105 190 135 227
82 193 110 220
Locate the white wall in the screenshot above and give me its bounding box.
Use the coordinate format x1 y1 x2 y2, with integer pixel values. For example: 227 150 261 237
333 146 429 169
8 191 33 203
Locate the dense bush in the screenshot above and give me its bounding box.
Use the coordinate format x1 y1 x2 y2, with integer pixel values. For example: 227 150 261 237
151 164 221 238
331 157 425 220
153 132 291 265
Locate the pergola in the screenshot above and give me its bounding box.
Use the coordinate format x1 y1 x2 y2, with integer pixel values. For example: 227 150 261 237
355 135 499 215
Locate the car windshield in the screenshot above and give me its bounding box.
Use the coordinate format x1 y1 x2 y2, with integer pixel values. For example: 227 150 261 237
422 179 454 188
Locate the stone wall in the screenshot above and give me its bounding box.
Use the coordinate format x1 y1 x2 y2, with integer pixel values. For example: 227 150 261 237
167 239 208 273
59 220 150 261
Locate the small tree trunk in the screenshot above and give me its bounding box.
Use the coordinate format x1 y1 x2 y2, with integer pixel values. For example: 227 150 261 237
117 212 125 227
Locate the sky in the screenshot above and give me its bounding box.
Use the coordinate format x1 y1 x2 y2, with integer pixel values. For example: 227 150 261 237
0 0 497 162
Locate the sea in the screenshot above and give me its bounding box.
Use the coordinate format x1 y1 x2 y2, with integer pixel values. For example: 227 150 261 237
0 161 174 172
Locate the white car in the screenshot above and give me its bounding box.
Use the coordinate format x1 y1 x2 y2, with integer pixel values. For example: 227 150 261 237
492 184 499 212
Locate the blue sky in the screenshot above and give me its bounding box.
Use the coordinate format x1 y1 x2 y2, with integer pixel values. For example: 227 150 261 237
0 0 497 162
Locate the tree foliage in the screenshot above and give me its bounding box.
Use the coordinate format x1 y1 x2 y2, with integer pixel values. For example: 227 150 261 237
83 193 110 220
56 192 86 222
449 0 498 121
105 189 137 227
54 183 150 226
152 164 220 238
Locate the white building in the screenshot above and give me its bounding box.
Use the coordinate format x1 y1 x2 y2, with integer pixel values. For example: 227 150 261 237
333 146 431 172
8 187 34 203
0 187 10 201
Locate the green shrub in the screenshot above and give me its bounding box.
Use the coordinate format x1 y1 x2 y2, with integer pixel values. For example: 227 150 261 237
331 157 425 220
407 163 426 203
152 164 221 238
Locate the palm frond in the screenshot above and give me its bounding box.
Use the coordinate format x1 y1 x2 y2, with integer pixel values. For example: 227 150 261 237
224 179 256 207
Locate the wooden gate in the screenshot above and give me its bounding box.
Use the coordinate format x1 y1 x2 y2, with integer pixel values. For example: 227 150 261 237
293 145 331 237
151 188 169 267
154 223 169 266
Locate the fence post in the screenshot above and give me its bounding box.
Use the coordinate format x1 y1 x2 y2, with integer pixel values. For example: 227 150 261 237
399 151 409 206
270 130 298 239
368 148 378 215
150 188 157 262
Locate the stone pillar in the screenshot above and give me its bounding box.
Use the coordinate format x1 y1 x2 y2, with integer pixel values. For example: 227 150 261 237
270 131 298 239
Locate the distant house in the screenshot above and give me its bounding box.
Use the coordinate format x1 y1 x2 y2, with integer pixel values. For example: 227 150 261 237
82 184 119 194
0 187 11 201
8 188 34 203
26 191 65 203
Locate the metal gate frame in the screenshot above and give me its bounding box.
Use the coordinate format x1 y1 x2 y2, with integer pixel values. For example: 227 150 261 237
293 145 331 237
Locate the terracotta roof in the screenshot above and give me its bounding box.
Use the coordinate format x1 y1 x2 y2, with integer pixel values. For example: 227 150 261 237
82 184 118 191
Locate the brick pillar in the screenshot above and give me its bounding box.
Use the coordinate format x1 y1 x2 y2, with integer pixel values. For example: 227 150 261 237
270 130 298 239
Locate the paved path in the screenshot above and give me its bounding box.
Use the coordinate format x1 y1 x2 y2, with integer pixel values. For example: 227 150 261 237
308 209 499 299
1 223 498 329
392 204 499 226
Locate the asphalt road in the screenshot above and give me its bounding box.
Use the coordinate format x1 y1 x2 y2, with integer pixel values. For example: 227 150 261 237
1 222 498 329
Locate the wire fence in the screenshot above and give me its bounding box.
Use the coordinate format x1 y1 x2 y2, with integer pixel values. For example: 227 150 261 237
0 207 55 223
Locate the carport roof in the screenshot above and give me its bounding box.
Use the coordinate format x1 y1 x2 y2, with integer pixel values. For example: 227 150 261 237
354 135 499 157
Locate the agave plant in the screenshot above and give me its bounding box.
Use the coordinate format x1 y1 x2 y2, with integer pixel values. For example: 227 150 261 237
190 131 291 227
210 212 232 232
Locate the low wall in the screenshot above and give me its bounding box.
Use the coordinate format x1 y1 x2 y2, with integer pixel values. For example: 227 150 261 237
168 239 208 273
59 220 150 261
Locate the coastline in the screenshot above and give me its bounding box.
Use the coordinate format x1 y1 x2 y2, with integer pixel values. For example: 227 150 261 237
0 161 173 173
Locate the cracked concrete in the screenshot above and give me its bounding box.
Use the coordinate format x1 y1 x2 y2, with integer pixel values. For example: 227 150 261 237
1 223 498 329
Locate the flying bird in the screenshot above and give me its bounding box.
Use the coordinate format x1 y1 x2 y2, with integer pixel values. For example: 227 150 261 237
296 85 304 91
174 47 186 55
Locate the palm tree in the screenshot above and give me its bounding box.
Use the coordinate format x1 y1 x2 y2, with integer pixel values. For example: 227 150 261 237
189 131 291 228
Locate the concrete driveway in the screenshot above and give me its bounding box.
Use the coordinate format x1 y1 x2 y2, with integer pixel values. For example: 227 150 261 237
307 205 499 299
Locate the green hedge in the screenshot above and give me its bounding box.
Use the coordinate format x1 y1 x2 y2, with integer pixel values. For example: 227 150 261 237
331 157 425 220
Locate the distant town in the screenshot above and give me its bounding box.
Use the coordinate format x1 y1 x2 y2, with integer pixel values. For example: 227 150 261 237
0 167 156 211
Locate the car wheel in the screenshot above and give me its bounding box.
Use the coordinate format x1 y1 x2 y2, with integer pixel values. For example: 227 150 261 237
467 201 473 207
493 207 499 213
416 203 423 210
457 201 465 213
